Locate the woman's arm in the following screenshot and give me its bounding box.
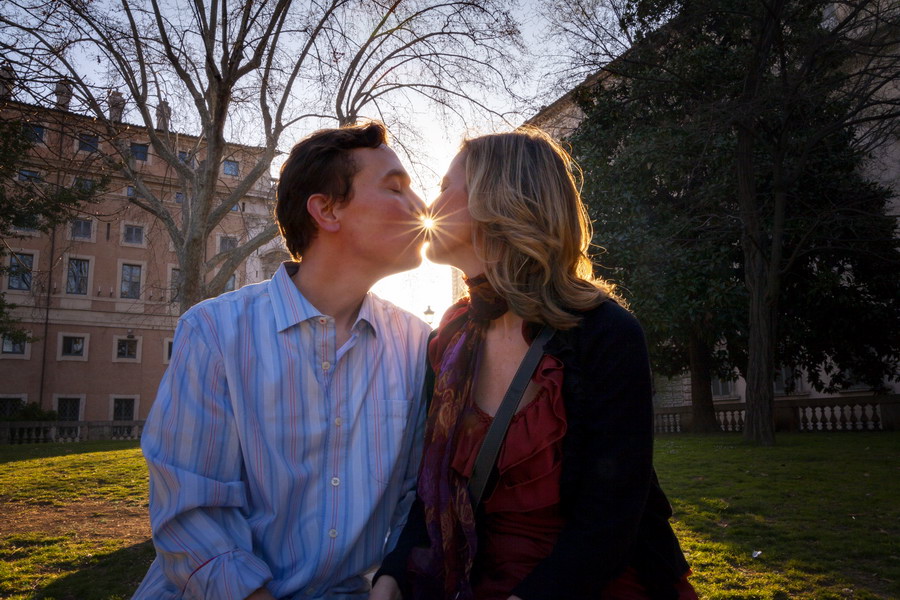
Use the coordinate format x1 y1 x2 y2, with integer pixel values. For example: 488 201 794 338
512 303 656 600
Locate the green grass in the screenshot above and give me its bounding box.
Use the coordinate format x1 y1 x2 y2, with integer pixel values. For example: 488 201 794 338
0 434 897 599
655 433 899 599
0 441 147 507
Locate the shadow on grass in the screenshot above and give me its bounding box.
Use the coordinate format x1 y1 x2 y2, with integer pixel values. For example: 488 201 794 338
35 539 154 600
0 441 141 465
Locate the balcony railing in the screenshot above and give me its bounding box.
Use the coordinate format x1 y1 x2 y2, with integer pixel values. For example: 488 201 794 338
654 394 900 434
0 420 145 444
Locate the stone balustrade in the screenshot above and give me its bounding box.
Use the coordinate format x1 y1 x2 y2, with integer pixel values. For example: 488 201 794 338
654 394 899 434
0 421 145 444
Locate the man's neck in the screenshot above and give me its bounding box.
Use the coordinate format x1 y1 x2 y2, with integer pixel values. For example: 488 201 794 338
291 251 377 342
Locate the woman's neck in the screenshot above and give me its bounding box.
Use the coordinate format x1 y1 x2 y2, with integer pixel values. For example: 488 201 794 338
487 309 523 340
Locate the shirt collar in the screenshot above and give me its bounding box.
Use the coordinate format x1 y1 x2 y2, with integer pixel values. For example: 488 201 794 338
270 262 377 336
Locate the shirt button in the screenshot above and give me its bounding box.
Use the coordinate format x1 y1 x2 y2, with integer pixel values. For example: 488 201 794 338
331 477 340 487
322 361 330 371
318 317 326 324
328 528 338 538
333 417 342 427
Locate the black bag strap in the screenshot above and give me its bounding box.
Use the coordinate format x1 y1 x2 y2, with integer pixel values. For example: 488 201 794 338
468 325 555 508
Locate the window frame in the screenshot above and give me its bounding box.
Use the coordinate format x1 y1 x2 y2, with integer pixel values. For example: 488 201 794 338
111 334 143 363
121 222 146 247
23 123 44 144
0 395 27 419
130 142 149 162
68 218 95 243
119 262 143 300
57 332 90 362
6 252 35 292
18 169 41 182
53 394 85 422
63 254 93 296
77 133 99 153
163 337 174 365
222 159 240 177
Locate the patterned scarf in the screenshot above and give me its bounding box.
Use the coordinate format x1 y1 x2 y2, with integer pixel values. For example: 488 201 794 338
409 274 508 600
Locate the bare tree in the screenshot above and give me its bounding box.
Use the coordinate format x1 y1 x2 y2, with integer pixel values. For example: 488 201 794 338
0 0 523 311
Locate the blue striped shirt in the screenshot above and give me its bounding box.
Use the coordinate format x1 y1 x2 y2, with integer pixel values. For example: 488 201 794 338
133 262 431 600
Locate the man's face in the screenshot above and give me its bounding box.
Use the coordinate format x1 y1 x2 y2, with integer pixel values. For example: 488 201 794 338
333 144 427 276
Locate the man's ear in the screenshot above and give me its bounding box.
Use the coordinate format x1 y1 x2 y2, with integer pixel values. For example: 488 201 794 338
307 194 341 233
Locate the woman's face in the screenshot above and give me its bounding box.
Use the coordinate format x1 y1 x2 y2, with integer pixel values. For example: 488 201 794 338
425 151 480 273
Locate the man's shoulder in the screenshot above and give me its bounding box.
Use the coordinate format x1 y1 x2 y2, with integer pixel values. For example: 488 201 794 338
179 280 273 331
367 293 431 341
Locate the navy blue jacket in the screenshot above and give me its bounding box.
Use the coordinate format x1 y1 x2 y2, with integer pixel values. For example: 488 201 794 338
376 300 690 600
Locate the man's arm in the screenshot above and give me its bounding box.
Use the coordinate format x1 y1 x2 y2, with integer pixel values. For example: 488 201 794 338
141 316 273 600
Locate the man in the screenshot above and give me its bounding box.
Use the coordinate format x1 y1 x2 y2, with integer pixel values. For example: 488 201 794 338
133 122 431 600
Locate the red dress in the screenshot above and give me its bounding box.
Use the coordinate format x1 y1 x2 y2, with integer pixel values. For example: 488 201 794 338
451 353 698 600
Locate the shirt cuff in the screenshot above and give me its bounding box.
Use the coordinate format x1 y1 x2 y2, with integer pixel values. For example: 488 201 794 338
183 548 273 600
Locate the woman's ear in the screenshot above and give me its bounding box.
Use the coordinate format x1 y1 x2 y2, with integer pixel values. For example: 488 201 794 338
307 194 341 233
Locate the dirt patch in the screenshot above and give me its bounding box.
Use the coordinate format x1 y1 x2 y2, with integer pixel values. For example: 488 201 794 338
0 498 151 544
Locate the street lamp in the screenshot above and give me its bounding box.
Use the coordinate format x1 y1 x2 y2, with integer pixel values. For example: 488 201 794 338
423 305 435 326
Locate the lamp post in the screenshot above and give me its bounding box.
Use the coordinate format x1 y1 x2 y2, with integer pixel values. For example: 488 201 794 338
423 305 435 326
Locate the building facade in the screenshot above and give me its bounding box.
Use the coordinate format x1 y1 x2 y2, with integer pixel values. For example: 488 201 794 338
1 91 289 427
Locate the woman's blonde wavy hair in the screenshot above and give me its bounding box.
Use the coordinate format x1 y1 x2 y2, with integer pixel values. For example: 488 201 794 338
463 126 616 330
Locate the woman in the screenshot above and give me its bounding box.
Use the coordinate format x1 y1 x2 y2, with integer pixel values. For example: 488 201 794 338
371 128 696 600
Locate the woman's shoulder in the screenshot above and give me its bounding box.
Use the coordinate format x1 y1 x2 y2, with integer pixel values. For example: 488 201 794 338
573 297 643 338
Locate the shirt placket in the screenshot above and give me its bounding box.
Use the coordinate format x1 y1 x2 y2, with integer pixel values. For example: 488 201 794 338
307 317 360 596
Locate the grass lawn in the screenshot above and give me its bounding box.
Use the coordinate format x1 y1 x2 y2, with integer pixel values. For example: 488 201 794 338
0 433 897 599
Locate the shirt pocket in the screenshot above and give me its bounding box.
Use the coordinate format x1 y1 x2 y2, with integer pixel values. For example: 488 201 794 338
364 398 413 484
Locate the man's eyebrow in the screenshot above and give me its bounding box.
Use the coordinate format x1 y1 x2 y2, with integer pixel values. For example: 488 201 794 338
382 168 410 183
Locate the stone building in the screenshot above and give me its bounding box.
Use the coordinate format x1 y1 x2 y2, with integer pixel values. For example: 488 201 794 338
0 87 289 429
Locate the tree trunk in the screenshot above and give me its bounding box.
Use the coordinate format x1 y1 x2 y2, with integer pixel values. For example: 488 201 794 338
742 251 777 446
736 125 778 446
688 328 720 433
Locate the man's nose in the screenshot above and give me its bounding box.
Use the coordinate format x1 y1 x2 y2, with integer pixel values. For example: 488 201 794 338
408 190 427 217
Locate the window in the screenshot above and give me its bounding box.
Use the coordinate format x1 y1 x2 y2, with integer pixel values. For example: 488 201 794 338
126 185 136 197
70 218 92 240
130 142 149 161
178 151 191 164
117 338 138 359
24 123 44 143
166 339 174 361
219 236 237 253
174 192 184 204
120 263 142 299
224 274 236 293
61 335 85 357
74 177 95 192
711 377 734 397
8 253 33 291
170 268 181 303
18 169 41 182
0 397 24 418
78 133 99 153
57 397 80 421
113 397 135 421
230 203 239 212
112 397 136 436
774 366 804 395
123 224 144 245
66 258 89 295
223 159 239 176
2 337 25 355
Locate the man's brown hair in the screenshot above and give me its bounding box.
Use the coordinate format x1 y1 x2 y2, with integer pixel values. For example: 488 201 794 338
276 121 388 258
